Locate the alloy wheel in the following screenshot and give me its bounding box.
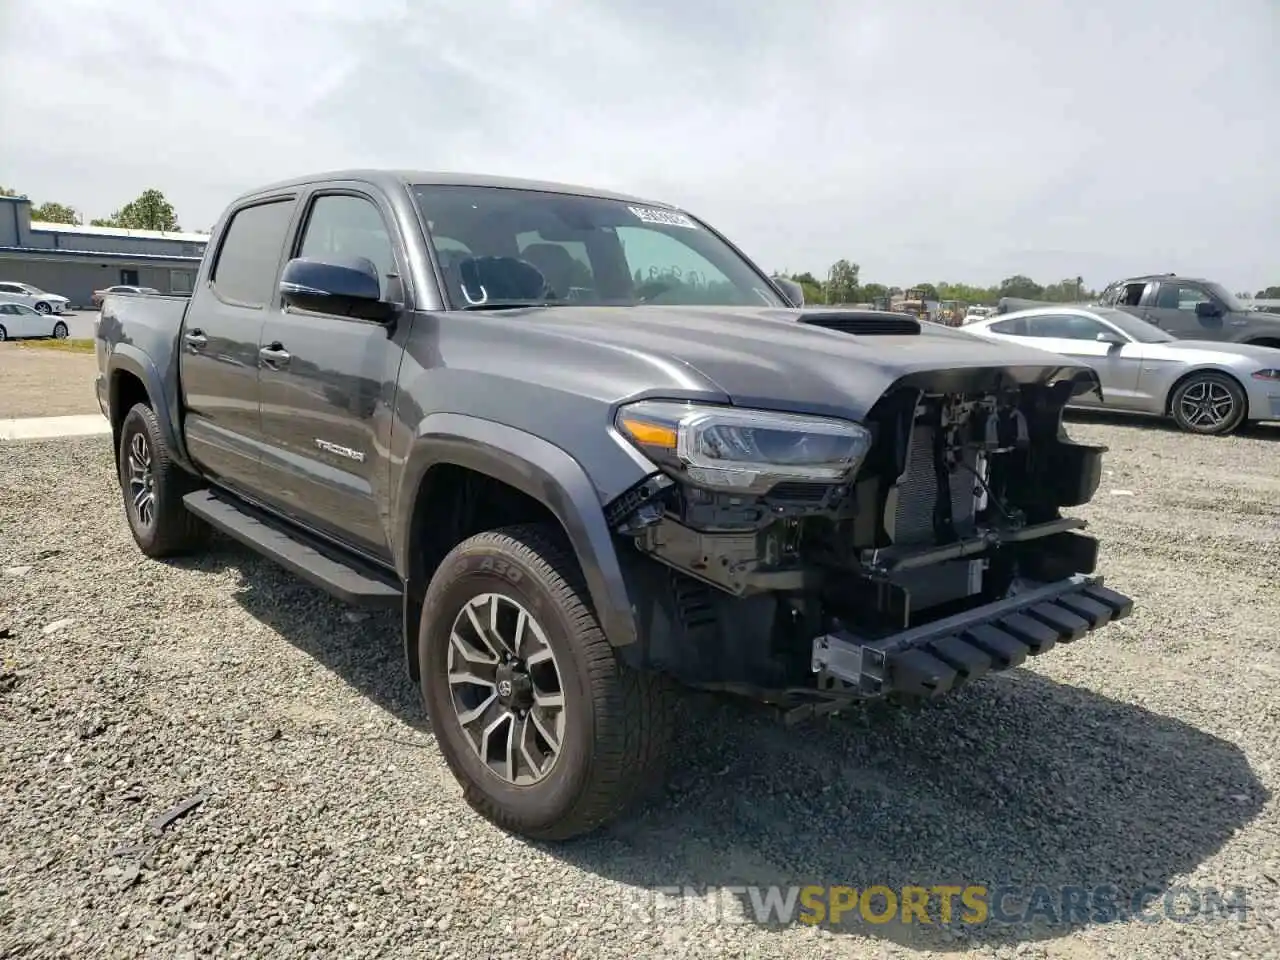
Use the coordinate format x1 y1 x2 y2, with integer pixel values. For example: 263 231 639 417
447 592 566 786
126 432 156 528
1178 378 1235 430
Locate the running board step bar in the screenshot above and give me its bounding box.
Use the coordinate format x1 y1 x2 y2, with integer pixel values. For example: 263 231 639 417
183 490 402 609
811 575 1132 699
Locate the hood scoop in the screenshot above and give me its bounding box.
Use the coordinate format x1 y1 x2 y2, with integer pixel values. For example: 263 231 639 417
796 310 921 336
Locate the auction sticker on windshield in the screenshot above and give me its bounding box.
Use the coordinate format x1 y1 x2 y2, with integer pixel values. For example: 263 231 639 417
627 206 699 229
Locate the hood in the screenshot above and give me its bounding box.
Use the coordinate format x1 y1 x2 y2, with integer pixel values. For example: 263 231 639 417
489 304 1098 420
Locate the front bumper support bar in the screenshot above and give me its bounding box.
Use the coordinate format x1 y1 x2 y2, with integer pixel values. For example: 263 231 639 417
811 574 1133 698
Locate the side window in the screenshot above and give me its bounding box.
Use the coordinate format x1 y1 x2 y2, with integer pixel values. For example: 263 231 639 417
614 226 743 304
0 283 20 294
1032 314 1108 339
989 317 1028 335
1156 283 1211 311
0 304 15 314
211 199 296 307
297 194 396 299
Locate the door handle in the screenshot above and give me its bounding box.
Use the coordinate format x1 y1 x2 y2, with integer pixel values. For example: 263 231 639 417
183 329 207 349
259 343 291 367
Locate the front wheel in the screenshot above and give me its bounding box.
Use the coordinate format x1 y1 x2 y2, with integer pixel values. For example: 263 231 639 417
34 301 51 315
419 523 672 840
1169 371 1246 435
117 403 209 557
0 324 7 342
52 321 68 339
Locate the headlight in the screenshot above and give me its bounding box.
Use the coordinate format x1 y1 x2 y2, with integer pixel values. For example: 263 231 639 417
615 399 872 493
1251 369 1280 381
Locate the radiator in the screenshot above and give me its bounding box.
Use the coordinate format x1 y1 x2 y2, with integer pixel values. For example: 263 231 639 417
885 424 981 546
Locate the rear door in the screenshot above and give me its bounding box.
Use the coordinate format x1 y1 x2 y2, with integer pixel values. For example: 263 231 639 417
1142 279 1226 340
178 195 298 495
254 185 410 560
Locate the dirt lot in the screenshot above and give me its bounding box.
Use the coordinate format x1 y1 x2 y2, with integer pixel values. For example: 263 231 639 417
1 417 1278 960
0 344 100 418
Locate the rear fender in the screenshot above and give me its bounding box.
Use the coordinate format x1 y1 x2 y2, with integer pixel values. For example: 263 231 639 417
106 344 194 471
393 413 640 650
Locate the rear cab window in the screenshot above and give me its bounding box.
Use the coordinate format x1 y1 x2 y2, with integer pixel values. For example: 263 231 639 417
210 198 297 308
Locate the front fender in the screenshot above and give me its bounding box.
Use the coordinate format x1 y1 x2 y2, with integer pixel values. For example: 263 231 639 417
106 344 194 471
393 413 640 648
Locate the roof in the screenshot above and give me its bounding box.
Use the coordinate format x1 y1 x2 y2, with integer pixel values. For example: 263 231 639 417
30 220 210 244
241 169 675 208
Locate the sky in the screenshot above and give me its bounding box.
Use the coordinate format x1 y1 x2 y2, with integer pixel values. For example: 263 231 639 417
1 0 1277 292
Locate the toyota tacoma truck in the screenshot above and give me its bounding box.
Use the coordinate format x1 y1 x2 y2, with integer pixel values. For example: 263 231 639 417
95 170 1133 840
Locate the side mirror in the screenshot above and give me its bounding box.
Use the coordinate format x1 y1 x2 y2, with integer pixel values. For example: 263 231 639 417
279 256 397 322
1096 330 1126 346
773 276 805 308
1194 300 1222 319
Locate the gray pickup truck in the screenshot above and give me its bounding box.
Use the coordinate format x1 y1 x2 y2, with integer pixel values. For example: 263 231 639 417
95 170 1133 840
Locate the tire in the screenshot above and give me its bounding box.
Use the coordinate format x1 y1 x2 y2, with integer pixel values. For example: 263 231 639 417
0 325 7 342
1168 371 1247 436
419 523 673 841
117 402 209 557
34 301 51 315
52 321 68 339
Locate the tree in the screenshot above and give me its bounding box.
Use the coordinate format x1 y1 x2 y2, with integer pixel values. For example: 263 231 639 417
92 188 181 231
825 259 860 304
29 201 82 225
0 186 23 198
998 275 1044 300
861 282 889 301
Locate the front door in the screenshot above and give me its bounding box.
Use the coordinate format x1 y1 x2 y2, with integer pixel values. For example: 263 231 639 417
255 189 409 561
1142 280 1226 340
1005 313 1144 406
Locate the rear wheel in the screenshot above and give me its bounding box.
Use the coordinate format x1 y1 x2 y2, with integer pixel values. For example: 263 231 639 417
419 523 672 840
52 321 68 339
0 325 7 342
1169 371 1246 435
117 403 209 557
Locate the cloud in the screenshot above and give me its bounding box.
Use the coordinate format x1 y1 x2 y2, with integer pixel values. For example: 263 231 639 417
1 0 1276 288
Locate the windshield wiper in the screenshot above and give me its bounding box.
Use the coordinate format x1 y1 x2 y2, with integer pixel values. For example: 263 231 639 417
458 300 553 311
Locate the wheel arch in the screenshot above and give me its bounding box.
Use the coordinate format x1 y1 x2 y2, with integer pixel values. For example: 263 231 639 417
1164 365 1249 419
106 346 193 471
394 413 641 682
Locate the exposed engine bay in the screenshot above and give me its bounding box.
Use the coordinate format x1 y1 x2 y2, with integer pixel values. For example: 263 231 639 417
607 375 1120 714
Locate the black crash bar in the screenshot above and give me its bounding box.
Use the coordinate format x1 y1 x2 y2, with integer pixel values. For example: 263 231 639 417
810 574 1133 698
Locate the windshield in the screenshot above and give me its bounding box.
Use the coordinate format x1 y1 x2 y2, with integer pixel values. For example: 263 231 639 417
1094 307 1174 343
1203 281 1244 313
411 184 785 309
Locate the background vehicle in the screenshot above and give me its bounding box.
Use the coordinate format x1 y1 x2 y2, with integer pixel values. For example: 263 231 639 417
96 169 1132 840
965 306 1280 434
0 281 70 315
1098 274 1280 348
938 299 965 326
964 305 994 324
92 284 161 309
0 301 71 341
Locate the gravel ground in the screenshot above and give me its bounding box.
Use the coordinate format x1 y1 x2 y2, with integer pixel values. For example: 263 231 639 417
1 417 1278 960
0 345 100 418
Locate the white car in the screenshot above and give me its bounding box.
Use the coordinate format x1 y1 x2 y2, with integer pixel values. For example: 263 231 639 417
964 305 1280 435
0 302 71 341
0 281 70 314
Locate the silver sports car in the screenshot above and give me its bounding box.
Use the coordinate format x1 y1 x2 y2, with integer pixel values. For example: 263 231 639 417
964 306 1280 435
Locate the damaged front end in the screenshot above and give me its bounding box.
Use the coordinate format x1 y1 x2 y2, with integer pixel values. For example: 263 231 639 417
606 362 1133 718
